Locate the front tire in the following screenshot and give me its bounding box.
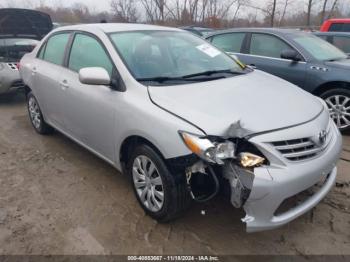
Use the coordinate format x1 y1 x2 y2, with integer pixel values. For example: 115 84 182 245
27 92 54 135
321 88 350 132
128 144 191 222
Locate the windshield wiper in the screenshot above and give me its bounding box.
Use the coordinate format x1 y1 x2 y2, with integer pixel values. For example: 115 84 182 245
182 69 245 79
136 75 225 83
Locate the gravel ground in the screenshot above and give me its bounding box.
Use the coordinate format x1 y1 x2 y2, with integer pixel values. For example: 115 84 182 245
0 93 349 255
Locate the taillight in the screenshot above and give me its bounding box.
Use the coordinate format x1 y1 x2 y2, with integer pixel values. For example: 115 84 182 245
16 63 20 70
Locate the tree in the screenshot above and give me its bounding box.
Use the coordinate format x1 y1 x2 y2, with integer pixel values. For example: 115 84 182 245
320 0 329 23
278 0 291 26
306 0 315 27
110 0 138 22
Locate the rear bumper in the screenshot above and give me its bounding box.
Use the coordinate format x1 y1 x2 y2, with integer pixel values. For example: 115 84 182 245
242 119 342 232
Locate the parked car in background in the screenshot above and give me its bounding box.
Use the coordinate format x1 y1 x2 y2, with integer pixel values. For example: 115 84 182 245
320 18 350 32
0 8 52 95
207 28 350 131
180 26 214 37
314 32 350 55
20 23 342 232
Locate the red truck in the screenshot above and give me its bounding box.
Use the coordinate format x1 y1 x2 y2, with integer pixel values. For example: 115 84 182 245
320 18 350 32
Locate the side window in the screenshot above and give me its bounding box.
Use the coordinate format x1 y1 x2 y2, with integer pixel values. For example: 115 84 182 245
68 34 113 76
342 24 350 32
37 43 46 59
329 23 344 32
43 33 70 65
333 36 350 53
250 33 293 59
211 33 245 53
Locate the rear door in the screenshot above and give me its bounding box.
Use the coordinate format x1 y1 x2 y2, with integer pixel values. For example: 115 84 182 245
238 33 307 88
59 32 117 161
32 32 71 129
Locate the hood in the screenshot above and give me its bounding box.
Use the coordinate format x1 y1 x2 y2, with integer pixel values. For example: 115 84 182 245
148 70 323 137
324 58 350 70
0 8 53 40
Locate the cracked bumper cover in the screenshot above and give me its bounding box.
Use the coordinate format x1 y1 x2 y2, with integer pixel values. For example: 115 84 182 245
242 122 342 233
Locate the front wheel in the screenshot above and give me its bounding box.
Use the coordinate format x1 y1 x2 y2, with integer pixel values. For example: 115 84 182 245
27 92 54 134
321 88 350 132
128 144 191 222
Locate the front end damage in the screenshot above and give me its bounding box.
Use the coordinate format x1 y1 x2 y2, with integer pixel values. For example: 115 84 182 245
172 115 342 232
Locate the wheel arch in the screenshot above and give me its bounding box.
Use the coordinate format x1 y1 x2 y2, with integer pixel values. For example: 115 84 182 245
312 81 350 96
119 135 166 172
24 85 32 97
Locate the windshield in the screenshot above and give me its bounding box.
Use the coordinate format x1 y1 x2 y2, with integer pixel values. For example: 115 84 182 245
110 31 245 84
293 35 347 61
0 38 39 62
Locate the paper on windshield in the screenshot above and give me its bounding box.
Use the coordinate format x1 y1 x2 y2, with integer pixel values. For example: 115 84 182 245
196 44 221 58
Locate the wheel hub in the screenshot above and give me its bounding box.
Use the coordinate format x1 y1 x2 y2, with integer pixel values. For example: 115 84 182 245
132 155 164 212
325 94 350 129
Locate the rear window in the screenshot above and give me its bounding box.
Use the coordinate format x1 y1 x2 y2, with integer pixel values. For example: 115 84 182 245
42 33 70 65
329 23 350 32
0 38 38 62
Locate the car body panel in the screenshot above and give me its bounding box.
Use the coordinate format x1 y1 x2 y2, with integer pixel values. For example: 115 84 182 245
320 18 350 32
149 70 322 136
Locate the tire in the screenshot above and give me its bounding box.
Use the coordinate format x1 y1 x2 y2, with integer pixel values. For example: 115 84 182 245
128 144 191 222
320 88 350 132
27 92 54 135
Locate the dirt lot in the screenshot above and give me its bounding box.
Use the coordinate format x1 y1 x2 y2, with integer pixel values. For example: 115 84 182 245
0 93 349 255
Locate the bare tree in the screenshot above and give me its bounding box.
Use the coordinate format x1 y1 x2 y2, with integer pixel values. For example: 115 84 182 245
232 0 250 25
306 0 315 27
320 0 329 23
270 0 277 27
110 0 138 22
278 0 291 26
327 0 339 19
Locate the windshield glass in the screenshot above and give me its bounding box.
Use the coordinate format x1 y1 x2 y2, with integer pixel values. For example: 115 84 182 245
293 35 347 61
110 31 245 84
0 38 39 62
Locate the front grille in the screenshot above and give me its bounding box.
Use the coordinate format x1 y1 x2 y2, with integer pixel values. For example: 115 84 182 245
271 126 333 162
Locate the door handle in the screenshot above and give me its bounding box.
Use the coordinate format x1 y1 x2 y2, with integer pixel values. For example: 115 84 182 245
60 79 69 89
31 67 37 75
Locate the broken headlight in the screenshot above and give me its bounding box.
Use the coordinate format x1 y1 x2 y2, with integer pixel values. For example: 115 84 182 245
179 131 235 165
238 152 265 168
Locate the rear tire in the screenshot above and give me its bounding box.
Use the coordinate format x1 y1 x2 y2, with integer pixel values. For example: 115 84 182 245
27 92 54 135
128 144 191 222
320 88 350 132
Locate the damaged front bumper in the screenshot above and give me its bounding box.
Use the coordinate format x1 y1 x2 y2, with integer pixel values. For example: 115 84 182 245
238 119 342 232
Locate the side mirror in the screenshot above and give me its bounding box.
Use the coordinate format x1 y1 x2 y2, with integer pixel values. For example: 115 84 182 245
280 49 301 61
79 67 111 86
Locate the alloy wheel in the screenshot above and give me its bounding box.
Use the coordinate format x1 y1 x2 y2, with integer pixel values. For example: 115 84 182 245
132 155 164 212
28 97 41 130
325 95 350 129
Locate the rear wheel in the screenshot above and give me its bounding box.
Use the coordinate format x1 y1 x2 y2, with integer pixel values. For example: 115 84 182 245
321 88 350 132
128 144 191 222
27 92 54 134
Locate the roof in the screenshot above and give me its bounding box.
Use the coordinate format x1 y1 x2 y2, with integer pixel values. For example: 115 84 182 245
323 18 350 23
205 27 304 38
55 23 182 33
314 31 350 37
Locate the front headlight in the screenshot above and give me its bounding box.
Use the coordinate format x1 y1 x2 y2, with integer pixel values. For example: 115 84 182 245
179 131 235 165
238 152 265 168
